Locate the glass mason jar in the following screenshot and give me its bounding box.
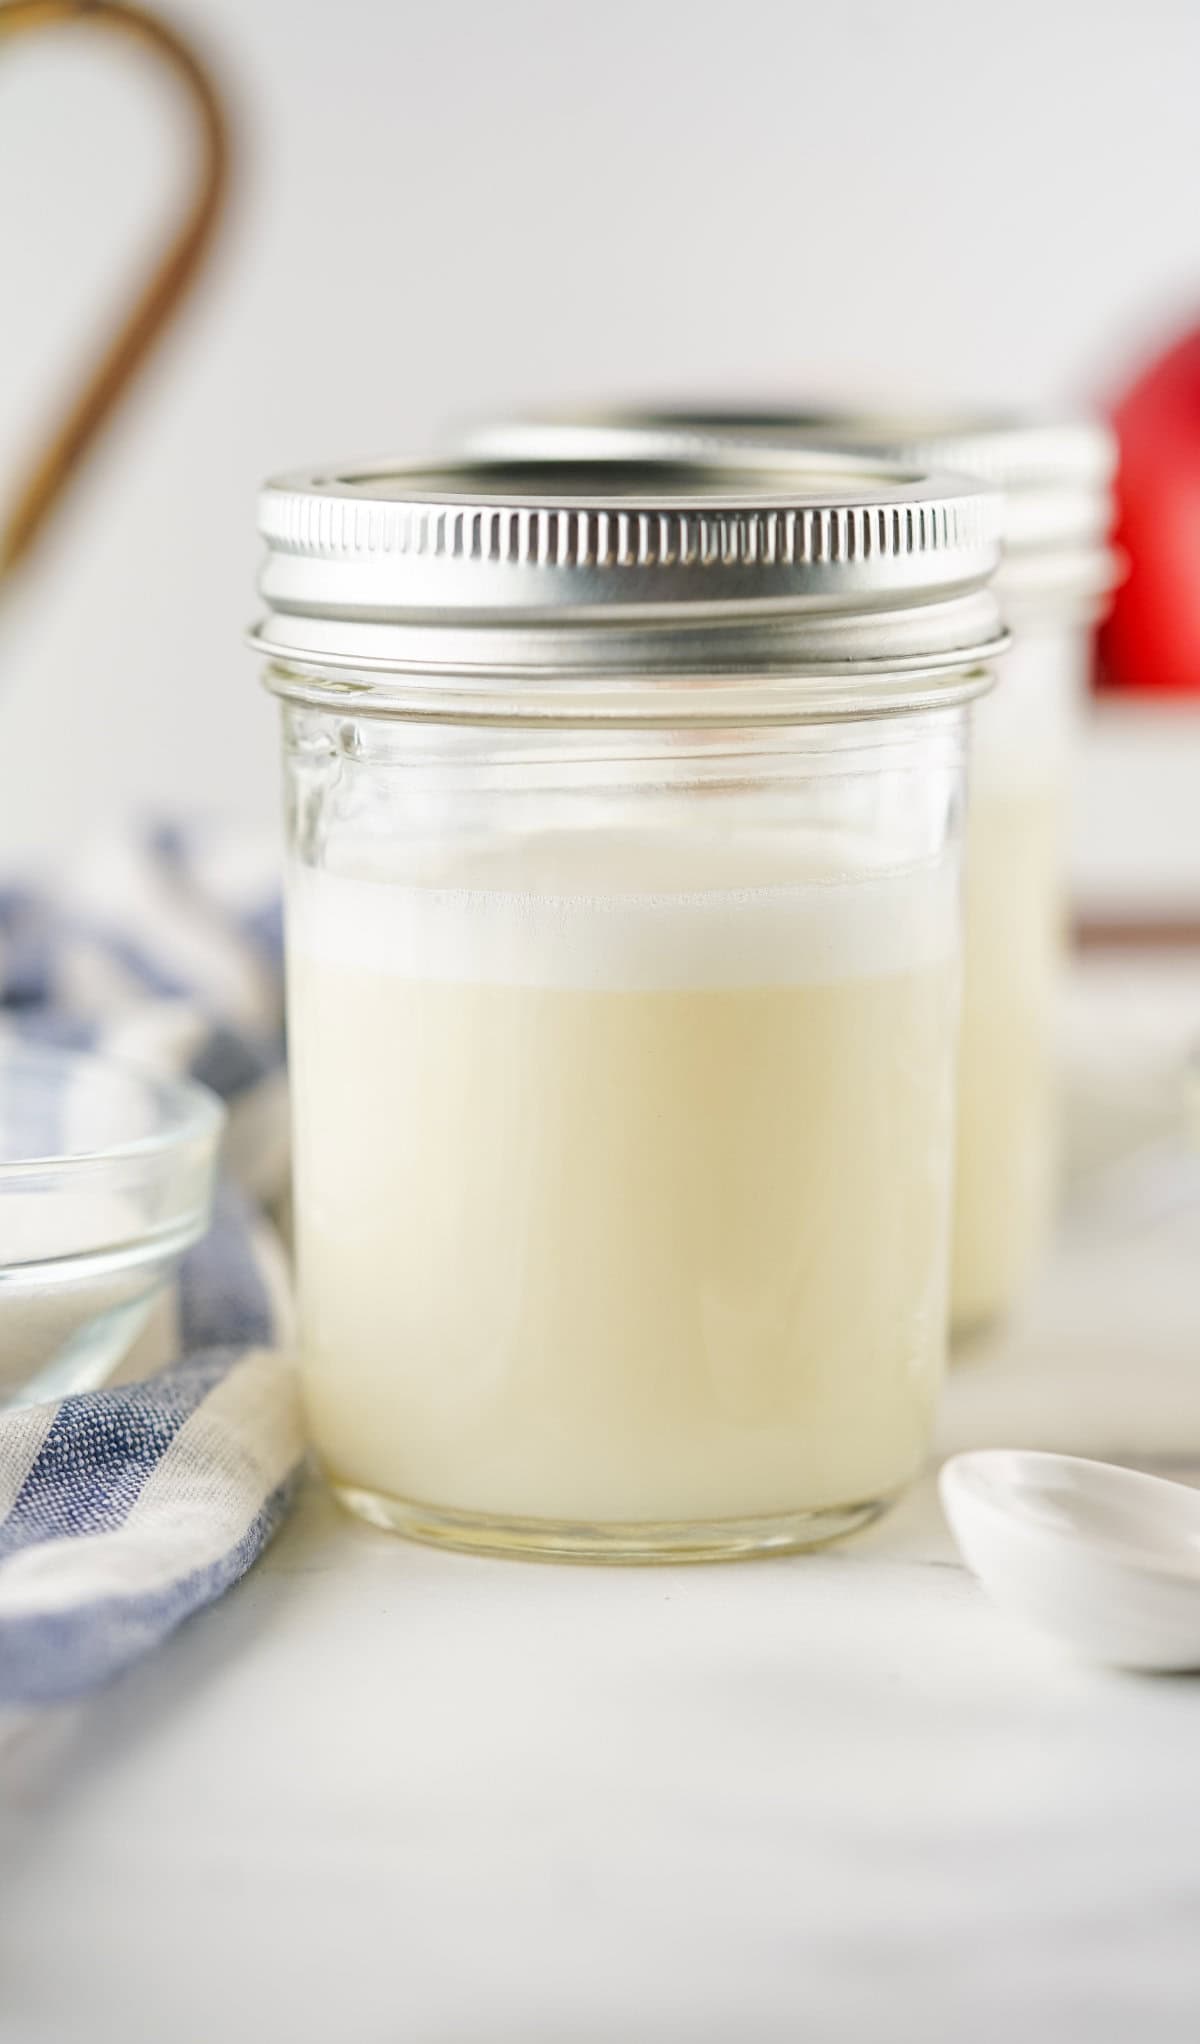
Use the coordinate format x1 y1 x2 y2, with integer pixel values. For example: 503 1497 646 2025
252 452 1003 1561
470 412 1116 1337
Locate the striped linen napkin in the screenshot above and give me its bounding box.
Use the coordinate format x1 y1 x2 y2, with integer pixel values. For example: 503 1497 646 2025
0 826 304 1707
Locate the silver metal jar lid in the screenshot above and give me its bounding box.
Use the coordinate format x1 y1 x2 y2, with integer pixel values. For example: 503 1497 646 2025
466 408 1118 617
251 451 1005 725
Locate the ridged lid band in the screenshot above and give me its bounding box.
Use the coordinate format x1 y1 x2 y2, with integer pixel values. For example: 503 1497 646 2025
464 409 1117 594
252 451 1006 723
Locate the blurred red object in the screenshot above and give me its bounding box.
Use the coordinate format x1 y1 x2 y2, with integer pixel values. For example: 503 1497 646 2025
1098 323 1200 694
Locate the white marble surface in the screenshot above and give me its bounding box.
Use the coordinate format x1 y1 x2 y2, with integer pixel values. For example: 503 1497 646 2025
2 961 1199 2044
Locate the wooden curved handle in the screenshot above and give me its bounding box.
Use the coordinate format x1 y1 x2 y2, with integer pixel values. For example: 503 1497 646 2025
0 0 230 579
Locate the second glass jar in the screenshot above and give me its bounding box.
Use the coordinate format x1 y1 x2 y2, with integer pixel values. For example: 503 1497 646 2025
466 409 1118 1335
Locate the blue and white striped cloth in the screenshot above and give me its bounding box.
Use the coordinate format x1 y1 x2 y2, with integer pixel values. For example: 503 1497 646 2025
0 826 303 1708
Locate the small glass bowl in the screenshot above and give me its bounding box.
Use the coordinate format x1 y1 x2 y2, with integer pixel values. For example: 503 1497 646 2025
0 1042 223 1408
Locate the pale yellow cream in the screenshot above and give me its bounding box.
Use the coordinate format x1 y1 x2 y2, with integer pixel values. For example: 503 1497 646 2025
951 782 1063 1334
287 830 959 1531
950 627 1078 1335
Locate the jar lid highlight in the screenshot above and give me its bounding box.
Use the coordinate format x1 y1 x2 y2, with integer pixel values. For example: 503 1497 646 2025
464 408 1117 612
252 450 1006 723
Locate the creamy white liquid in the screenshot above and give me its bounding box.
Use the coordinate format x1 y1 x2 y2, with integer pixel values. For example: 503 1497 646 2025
950 628 1078 1335
287 830 959 1529
0 1193 156 1398
951 782 1063 1334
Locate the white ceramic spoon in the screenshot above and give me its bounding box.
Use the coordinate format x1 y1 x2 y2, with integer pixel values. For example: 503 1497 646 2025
940 1449 1200 1672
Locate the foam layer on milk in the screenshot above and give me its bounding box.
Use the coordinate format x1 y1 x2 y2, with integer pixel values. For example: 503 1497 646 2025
289 828 955 992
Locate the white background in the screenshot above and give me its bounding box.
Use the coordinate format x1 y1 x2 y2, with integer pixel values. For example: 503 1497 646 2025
2 0 1199 863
